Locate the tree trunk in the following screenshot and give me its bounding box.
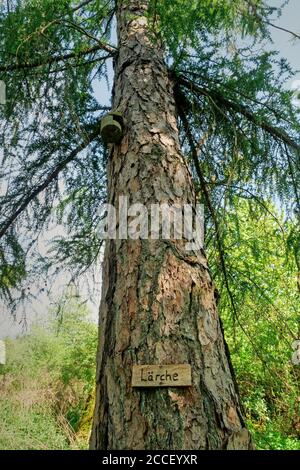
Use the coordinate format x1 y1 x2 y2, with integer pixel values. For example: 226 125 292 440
90 0 252 450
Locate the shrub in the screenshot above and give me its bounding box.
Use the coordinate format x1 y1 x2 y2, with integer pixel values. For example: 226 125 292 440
0 294 97 450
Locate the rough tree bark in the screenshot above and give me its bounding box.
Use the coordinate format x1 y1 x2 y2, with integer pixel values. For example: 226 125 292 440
90 0 252 450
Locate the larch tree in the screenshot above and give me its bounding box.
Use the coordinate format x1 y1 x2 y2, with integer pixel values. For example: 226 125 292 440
0 0 299 450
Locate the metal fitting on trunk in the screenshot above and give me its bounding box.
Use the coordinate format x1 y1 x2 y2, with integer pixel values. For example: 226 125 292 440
100 111 124 144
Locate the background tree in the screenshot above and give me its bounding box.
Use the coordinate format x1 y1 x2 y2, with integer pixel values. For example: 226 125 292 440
0 0 299 450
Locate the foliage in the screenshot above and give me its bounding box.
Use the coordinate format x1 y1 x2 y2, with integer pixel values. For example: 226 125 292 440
210 199 300 450
149 0 271 61
0 295 97 449
0 0 112 302
0 0 299 306
0 0 300 450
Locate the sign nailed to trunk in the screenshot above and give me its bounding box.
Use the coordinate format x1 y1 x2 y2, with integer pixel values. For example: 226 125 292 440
132 364 192 388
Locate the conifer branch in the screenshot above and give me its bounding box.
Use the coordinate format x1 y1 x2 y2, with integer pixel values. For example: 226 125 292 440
177 74 300 155
178 101 273 370
0 45 115 73
0 121 101 240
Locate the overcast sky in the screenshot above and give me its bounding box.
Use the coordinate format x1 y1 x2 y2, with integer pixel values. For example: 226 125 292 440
268 0 300 91
0 0 300 339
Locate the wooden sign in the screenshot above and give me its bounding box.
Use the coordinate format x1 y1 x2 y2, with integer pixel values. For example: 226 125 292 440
132 364 191 387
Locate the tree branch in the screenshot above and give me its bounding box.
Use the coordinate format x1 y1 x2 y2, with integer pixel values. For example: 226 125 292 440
0 121 101 240
71 0 95 13
244 0 300 41
0 45 114 73
176 74 300 155
265 19 300 41
180 106 279 367
176 95 237 317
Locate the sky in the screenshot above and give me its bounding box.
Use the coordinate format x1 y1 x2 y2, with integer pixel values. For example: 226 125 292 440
268 0 300 89
0 0 300 339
